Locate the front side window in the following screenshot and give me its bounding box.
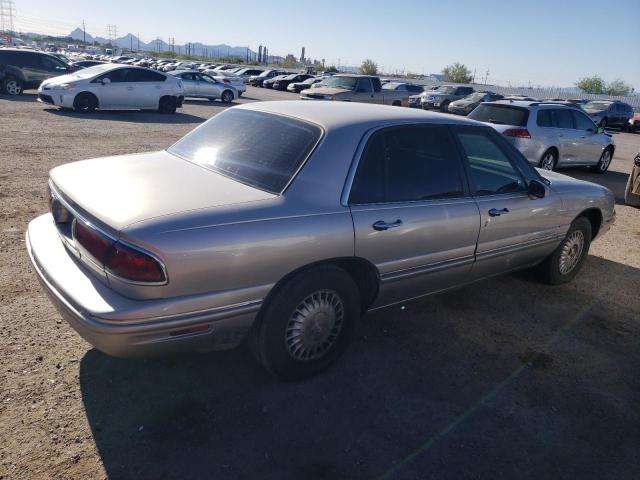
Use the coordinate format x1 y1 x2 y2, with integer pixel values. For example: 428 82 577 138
168 110 322 194
95 68 129 83
349 125 465 204
39 55 67 72
552 109 574 129
455 129 527 196
572 110 595 130
126 69 165 82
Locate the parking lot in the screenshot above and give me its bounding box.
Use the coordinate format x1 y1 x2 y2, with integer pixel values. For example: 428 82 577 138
1 87 639 479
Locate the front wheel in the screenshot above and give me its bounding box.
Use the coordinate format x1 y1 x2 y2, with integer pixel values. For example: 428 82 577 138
73 92 98 112
3 77 23 95
250 266 360 380
535 217 592 285
592 148 613 173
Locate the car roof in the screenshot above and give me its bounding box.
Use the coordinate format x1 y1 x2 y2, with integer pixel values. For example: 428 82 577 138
237 101 483 131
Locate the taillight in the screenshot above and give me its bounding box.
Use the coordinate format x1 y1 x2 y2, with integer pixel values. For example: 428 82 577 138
104 242 166 283
73 220 114 263
223 79 230 83
73 220 166 284
503 128 531 139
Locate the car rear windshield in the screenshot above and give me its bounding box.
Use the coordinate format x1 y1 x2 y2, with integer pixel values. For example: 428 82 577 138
168 109 322 194
468 104 529 126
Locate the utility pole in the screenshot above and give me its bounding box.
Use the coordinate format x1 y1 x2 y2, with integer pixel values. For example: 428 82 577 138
484 69 490 85
137 32 140 51
0 0 16 35
82 20 86 47
107 24 118 48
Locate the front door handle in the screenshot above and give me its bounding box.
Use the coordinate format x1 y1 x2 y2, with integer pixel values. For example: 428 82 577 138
488 208 509 217
373 219 403 231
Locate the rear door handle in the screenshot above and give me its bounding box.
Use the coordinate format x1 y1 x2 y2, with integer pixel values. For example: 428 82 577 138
373 219 403 231
488 208 509 217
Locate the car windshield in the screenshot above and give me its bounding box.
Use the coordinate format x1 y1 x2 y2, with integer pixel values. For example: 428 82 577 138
582 101 612 111
382 83 401 90
465 92 487 101
468 104 529 126
168 109 322 194
322 76 358 90
434 86 457 94
68 64 118 79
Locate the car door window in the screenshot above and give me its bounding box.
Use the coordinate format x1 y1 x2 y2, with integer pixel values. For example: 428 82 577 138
126 69 165 82
39 55 67 72
94 68 128 83
551 109 574 129
572 110 595 130
349 125 466 204
357 78 373 93
537 109 552 127
455 129 527 196
199 74 216 84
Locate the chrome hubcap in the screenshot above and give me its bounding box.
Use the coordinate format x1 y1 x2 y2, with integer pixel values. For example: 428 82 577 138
285 290 344 361
541 153 555 170
599 151 611 171
559 230 584 275
6 80 21 95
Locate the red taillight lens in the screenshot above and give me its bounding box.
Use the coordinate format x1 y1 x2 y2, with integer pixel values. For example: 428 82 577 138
105 242 166 283
503 128 531 139
223 79 230 83
73 220 114 264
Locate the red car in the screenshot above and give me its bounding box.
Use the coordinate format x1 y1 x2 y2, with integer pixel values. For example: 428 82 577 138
627 113 640 133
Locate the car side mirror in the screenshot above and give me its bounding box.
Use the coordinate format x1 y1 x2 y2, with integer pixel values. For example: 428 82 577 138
528 179 546 199
101 78 111 85
597 126 605 134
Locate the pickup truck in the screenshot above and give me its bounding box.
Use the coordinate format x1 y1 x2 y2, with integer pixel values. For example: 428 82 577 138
300 74 409 106
408 84 474 112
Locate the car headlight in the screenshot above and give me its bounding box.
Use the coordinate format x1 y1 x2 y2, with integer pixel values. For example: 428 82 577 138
427 96 435 101
57 82 78 90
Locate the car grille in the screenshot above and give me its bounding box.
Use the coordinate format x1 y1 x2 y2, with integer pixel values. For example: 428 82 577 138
38 94 54 104
304 93 326 99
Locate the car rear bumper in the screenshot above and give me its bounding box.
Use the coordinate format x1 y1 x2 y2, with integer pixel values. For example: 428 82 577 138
26 214 259 358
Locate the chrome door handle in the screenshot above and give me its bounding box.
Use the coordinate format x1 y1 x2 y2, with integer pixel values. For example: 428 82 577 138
373 219 403 231
488 208 509 217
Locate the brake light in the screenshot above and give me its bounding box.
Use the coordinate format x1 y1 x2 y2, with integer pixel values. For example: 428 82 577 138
104 242 166 284
223 79 230 83
73 220 114 263
503 128 531 139
73 220 166 284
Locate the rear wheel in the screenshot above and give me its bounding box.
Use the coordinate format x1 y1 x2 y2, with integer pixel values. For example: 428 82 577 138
439 100 450 113
535 217 592 285
250 266 360 380
3 77 23 95
73 92 98 112
220 90 234 103
591 147 612 173
158 96 177 114
539 149 558 171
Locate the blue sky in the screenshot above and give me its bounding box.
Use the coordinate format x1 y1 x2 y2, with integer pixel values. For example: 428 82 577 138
14 0 640 89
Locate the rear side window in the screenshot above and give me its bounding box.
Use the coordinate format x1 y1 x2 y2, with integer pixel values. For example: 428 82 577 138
349 125 465 204
468 104 529 127
455 129 527 196
168 109 322 194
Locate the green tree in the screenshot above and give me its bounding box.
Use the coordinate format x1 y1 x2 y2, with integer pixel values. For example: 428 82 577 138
576 75 605 94
360 59 378 75
325 65 339 73
605 79 632 96
442 63 473 83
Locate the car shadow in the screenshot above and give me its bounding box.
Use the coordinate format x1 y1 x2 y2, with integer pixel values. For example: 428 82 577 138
566 169 630 205
43 108 206 125
80 255 640 480
182 98 234 106
0 91 39 102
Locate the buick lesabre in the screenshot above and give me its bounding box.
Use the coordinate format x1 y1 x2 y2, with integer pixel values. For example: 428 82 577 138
26 101 615 379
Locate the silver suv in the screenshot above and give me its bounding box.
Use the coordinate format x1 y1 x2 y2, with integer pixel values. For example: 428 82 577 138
469 101 615 173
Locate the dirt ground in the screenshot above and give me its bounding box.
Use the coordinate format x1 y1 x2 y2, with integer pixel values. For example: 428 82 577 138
1 88 639 480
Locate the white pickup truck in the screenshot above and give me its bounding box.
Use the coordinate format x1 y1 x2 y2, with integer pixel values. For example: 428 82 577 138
300 74 409 106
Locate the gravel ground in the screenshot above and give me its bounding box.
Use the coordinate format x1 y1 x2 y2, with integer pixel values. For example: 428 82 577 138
1 88 639 480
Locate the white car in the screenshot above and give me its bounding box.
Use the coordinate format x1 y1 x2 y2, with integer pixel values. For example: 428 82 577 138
169 70 238 102
37 64 184 113
203 69 246 95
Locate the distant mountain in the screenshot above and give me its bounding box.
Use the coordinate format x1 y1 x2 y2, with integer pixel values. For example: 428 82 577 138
68 28 256 59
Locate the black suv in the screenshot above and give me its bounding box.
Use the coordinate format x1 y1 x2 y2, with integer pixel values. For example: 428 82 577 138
0 49 71 95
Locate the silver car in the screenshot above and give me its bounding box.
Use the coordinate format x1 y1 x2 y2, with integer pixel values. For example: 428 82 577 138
169 70 237 103
27 102 615 379
469 101 615 172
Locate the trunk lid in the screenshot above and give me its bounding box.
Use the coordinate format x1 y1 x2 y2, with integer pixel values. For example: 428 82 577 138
50 150 276 231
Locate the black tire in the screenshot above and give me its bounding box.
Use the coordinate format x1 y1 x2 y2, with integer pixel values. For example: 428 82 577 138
3 76 23 95
220 90 234 103
439 100 450 113
208 97 216 102
591 147 613 174
238 92 243 97
250 265 360 380
539 148 558 171
158 96 177 114
73 92 98 112
535 217 592 285
392 100 401 107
